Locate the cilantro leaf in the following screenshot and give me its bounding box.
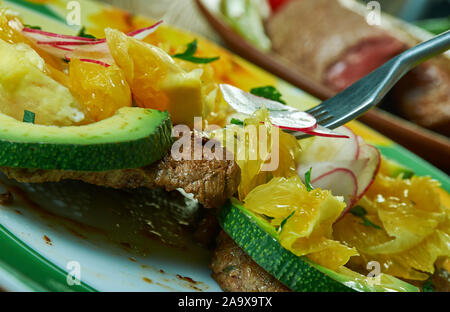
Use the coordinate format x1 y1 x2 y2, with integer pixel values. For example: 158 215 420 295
350 206 382 230
77 26 97 39
305 167 314 192
250 86 286 104
23 110 35 124
172 39 220 64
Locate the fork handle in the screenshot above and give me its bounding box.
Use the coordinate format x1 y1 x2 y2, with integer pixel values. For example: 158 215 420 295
399 30 450 68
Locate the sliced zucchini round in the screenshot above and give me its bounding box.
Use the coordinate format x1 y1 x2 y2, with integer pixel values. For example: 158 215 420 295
219 200 420 292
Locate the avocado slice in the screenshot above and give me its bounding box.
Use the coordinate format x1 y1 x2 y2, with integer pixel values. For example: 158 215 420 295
0 107 173 171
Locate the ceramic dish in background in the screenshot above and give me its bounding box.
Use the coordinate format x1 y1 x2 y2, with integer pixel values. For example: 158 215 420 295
196 0 450 173
0 0 449 292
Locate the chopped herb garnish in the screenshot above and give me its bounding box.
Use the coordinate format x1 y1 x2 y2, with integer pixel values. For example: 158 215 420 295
422 277 435 292
263 214 275 221
400 171 414 179
24 24 42 30
305 167 314 192
23 110 35 124
278 211 295 233
350 206 382 230
230 118 244 126
172 39 220 64
250 86 286 104
77 26 97 39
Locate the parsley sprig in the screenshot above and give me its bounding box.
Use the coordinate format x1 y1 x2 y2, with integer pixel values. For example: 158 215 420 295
173 39 220 64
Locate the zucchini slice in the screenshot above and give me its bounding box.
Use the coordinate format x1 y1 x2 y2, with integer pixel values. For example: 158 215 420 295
219 200 420 292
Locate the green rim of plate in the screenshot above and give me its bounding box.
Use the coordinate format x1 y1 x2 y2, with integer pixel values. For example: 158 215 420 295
0 0 449 292
377 144 450 191
0 225 96 292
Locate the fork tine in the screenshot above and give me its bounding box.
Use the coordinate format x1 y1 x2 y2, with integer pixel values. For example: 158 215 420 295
303 31 450 130
316 114 334 124
307 105 325 114
310 109 327 118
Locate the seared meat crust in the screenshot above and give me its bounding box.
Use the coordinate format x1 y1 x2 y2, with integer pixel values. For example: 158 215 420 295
210 231 290 292
1 138 240 209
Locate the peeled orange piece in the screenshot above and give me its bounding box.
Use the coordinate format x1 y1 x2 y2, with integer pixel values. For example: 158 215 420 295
0 9 63 71
244 175 358 270
69 59 132 122
105 28 204 127
334 174 449 280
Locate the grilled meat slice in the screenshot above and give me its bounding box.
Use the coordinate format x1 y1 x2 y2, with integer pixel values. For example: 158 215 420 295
1 137 240 209
210 231 290 292
266 0 450 133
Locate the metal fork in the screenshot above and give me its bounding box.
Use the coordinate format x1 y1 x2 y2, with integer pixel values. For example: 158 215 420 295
295 30 450 138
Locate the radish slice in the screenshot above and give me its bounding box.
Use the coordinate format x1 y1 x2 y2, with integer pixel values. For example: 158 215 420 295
301 125 351 139
297 126 380 216
22 22 162 63
22 27 100 43
127 21 163 40
298 164 358 206
220 84 317 131
23 21 162 44
299 127 358 162
354 142 381 198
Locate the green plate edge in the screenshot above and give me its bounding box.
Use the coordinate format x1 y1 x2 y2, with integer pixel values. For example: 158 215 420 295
377 144 450 192
0 0 448 292
0 0 96 292
0 225 96 292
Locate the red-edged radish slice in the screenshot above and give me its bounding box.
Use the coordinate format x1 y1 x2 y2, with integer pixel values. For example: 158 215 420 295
22 22 162 63
23 21 162 44
22 27 100 43
297 127 380 216
127 21 163 40
298 127 358 163
301 125 351 139
354 143 381 198
298 164 358 206
220 84 317 131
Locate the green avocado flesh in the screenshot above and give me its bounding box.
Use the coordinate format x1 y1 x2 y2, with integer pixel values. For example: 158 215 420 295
219 200 420 292
0 107 173 171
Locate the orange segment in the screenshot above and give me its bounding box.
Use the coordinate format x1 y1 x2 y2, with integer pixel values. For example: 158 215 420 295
105 28 204 127
244 175 357 270
334 174 449 280
0 9 64 71
69 59 132 122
